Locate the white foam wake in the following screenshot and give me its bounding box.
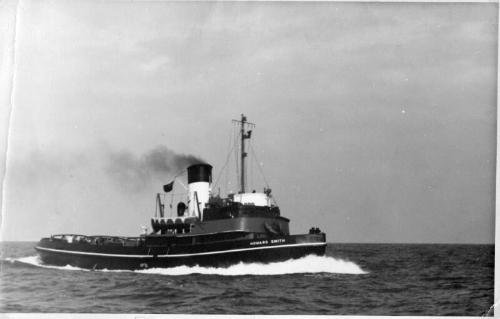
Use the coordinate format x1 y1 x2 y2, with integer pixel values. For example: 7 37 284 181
7 254 367 276
6 255 91 271
136 255 367 276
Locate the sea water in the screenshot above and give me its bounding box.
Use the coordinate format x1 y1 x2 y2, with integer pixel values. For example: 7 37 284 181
0 242 493 315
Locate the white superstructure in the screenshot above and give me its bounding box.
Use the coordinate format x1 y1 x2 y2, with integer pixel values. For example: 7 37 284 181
233 193 271 207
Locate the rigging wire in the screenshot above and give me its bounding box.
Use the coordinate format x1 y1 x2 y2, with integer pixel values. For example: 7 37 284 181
212 125 237 193
224 124 232 195
224 125 232 195
248 139 278 206
248 141 270 189
249 139 254 191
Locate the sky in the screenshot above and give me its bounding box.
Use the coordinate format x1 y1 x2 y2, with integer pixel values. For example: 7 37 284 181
0 1 497 243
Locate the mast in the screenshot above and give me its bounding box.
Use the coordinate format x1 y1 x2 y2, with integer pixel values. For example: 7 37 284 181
233 114 254 193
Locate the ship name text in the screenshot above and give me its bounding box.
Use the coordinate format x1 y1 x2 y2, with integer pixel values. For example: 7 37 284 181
249 238 286 246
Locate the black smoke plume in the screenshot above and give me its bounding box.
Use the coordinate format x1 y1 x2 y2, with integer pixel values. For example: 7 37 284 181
106 146 205 192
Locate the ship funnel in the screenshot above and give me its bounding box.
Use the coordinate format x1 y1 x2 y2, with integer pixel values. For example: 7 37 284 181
187 164 212 218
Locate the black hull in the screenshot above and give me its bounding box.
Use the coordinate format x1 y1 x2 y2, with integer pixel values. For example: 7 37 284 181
35 234 326 270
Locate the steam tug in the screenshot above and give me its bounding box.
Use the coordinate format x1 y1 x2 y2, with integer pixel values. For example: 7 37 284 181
35 115 326 270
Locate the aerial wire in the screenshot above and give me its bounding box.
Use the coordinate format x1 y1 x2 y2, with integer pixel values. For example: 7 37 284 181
249 142 270 189
213 125 236 193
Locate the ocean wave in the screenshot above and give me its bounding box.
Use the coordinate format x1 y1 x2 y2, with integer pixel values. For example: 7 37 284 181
6 254 367 276
4 255 92 271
